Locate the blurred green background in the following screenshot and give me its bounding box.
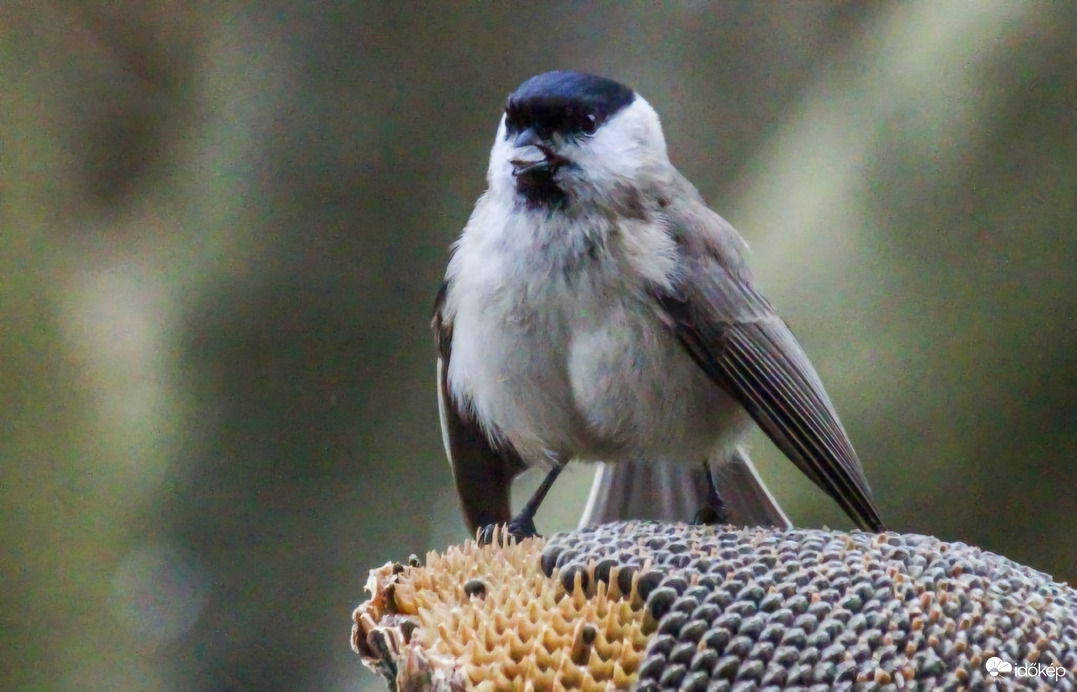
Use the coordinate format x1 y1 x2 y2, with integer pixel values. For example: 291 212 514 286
2 1 1074 690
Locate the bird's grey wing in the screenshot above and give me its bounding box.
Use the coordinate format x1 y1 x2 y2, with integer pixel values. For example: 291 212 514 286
579 452 792 529
434 283 526 533
654 249 885 532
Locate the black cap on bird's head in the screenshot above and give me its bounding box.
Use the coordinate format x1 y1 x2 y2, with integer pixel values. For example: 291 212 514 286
503 71 636 207
505 71 636 142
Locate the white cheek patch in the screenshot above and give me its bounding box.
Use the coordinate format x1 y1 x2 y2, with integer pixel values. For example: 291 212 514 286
570 127 644 185
590 97 667 175
486 135 517 195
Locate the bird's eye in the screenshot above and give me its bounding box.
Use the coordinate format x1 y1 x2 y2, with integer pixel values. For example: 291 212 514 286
581 114 598 135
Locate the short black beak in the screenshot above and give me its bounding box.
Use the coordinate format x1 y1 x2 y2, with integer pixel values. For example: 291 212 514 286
513 127 542 149
508 128 568 205
509 128 568 177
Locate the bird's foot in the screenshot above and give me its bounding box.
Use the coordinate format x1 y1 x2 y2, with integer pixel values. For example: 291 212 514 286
478 516 541 546
695 462 731 526
693 501 730 526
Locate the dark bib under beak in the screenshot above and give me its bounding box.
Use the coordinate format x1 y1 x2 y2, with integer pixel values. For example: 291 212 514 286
508 134 570 207
512 156 567 208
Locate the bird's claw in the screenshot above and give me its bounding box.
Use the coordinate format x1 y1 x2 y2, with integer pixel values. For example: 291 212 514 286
693 502 730 526
478 517 541 546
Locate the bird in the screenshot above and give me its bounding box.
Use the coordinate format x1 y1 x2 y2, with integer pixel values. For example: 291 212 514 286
433 70 884 542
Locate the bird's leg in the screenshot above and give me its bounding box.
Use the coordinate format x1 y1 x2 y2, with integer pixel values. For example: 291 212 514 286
693 462 730 525
479 464 563 545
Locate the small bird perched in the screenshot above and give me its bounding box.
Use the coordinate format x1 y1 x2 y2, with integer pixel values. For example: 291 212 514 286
434 71 884 541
